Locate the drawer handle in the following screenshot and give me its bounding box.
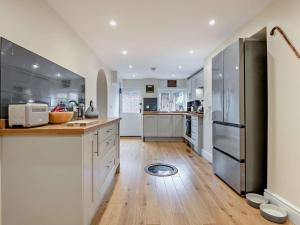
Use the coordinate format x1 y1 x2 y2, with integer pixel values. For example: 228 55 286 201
93 133 99 156
106 161 113 169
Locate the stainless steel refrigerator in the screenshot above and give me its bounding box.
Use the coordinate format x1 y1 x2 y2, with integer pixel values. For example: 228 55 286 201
212 38 268 195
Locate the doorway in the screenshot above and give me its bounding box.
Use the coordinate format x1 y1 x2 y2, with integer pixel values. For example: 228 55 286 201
97 70 108 117
120 88 142 136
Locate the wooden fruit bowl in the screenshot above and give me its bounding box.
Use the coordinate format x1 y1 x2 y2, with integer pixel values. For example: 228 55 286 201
49 112 74 124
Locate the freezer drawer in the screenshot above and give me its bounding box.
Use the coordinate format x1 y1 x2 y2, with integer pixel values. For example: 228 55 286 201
213 123 245 160
213 149 245 194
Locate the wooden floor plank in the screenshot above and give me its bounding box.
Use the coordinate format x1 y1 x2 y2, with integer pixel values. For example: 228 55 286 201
97 138 294 225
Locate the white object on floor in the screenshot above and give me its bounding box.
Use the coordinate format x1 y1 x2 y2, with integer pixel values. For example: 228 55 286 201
264 189 300 224
246 193 269 208
260 203 288 224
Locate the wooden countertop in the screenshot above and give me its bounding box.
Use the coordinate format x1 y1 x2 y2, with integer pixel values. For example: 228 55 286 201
0 117 121 136
143 112 203 117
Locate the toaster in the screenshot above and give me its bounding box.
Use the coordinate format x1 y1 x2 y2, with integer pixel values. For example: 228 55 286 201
8 103 49 127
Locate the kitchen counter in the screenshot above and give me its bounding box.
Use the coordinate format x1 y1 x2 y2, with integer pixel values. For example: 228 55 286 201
0 117 121 135
143 111 203 117
1 117 121 225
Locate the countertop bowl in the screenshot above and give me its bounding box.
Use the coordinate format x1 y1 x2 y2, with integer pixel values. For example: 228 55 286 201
49 112 74 124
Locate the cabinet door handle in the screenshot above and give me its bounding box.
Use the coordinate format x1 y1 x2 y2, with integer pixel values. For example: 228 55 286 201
93 132 99 156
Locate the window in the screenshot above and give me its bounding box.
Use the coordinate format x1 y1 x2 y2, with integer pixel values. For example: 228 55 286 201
122 89 141 113
158 90 186 112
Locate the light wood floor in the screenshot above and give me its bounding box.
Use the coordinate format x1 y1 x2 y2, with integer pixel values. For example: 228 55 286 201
97 138 294 225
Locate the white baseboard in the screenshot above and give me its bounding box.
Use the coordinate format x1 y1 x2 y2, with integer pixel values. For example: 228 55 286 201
201 148 213 163
264 189 300 224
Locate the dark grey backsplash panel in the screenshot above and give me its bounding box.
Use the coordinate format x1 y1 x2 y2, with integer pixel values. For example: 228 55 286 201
0 38 85 118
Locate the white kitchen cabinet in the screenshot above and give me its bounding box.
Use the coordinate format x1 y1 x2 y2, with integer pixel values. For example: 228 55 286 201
198 70 204 87
187 78 192 101
157 115 173 137
191 75 198 101
191 116 203 154
1 120 120 225
143 115 158 137
187 70 204 101
143 115 184 138
173 115 183 137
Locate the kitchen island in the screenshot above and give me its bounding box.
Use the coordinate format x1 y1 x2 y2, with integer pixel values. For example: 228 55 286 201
0 117 121 225
143 112 203 154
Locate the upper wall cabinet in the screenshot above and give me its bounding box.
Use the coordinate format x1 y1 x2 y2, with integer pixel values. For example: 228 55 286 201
187 79 192 101
187 69 204 101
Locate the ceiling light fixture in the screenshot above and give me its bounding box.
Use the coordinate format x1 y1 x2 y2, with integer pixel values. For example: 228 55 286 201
122 50 128 55
56 73 61 77
128 65 133 69
189 50 195 55
209 19 216 26
109 19 117 27
172 74 176 77
178 65 182 69
32 64 39 69
132 74 136 78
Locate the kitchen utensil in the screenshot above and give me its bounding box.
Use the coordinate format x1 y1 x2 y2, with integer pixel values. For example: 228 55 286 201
85 100 99 118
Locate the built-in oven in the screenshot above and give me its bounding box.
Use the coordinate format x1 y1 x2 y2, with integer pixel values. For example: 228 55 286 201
185 115 191 138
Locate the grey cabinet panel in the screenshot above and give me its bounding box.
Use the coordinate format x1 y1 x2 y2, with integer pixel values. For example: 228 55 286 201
143 116 158 137
213 149 245 194
223 40 244 125
172 115 183 137
157 115 173 137
212 52 224 122
213 123 245 160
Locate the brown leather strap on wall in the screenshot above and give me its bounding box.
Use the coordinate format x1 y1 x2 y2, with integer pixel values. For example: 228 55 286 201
270 26 300 58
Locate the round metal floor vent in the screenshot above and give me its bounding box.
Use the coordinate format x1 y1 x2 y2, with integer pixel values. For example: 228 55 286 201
144 163 178 177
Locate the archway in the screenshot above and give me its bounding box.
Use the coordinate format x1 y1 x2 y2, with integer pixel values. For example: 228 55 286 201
97 69 108 117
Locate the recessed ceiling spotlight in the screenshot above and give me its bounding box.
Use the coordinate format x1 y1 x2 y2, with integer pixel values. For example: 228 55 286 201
128 65 133 69
172 74 176 77
109 19 117 27
189 50 195 55
178 65 182 69
132 74 136 78
209 19 216 26
122 50 128 55
56 73 61 77
32 64 39 69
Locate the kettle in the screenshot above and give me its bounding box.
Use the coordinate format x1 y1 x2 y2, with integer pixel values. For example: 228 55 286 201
85 100 99 118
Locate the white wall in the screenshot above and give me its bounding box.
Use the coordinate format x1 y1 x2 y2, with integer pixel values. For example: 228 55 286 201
122 78 187 99
203 0 300 210
0 0 119 117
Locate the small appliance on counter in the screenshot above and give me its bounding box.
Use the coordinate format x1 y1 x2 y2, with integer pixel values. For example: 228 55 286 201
85 100 99 118
8 103 49 127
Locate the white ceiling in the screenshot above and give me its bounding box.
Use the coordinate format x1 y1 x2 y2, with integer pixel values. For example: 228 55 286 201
45 0 272 79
